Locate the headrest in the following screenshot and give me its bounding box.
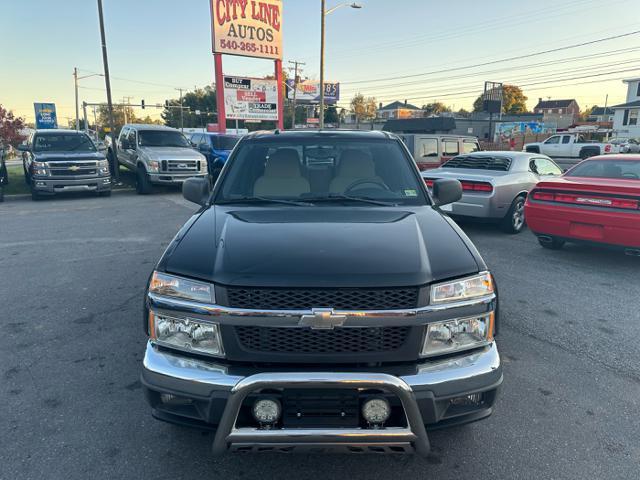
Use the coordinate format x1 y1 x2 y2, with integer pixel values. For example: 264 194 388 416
338 149 375 177
264 149 301 177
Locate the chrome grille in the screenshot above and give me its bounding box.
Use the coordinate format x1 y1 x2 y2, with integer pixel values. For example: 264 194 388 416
234 326 411 354
226 287 419 310
162 160 200 172
48 161 98 177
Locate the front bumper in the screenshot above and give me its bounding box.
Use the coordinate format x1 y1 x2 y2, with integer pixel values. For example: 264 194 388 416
148 173 208 185
141 341 502 455
32 176 111 194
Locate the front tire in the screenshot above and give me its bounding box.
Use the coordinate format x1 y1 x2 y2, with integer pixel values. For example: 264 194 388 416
136 166 153 195
30 187 42 201
98 190 112 197
538 236 565 250
500 196 526 234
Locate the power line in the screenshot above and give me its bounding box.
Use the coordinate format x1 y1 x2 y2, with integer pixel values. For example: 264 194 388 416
341 29 640 85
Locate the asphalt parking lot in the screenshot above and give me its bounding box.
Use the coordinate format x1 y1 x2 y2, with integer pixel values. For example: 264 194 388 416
1 191 639 480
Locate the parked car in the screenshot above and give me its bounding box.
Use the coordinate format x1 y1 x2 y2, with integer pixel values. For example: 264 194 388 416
109 124 207 195
0 146 8 202
398 134 480 171
525 154 640 255
610 137 640 153
524 133 613 160
422 151 562 233
187 132 241 181
19 129 111 200
141 130 502 456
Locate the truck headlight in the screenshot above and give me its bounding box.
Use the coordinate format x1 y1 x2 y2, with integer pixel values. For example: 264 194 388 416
430 272 493 304
150 312 224 357
149 271 213 304
98 159 110 175
421 312 494 357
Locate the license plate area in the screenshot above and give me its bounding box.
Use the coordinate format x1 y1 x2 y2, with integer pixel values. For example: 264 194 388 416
282 389 360 428
569 222 604 240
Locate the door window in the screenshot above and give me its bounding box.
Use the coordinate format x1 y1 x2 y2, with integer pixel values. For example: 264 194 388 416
126 129 137 147
190 134 201 146
442 140 459 156
462 140 479 154
417 138 438 158
544 136 560 144
534 158 562 176
562 136 571 144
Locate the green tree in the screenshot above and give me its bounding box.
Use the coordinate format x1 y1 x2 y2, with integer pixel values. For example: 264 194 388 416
0 105 26 147
456 108 470 117
421 102 451 116
579 105 597 121
162 86 218 129
473 85 528 114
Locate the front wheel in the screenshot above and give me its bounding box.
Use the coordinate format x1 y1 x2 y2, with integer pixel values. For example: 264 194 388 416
136 166 153 195
500 196 526 234
30 187 42 201
579 149 597 160
0 187 4 202
97 190 112 197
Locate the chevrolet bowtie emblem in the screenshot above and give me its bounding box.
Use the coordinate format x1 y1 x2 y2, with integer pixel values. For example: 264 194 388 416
299 308 346 330
69 165 80 171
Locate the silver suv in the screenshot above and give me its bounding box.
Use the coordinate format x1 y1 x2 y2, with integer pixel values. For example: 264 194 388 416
113 124 207 194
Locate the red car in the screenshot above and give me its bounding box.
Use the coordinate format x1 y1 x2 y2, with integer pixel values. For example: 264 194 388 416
525 154 640 255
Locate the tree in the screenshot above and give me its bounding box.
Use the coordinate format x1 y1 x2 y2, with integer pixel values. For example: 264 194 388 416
579 105 597 121
0 105 26 147
421 102 451 116
456 108 470 117
473 85 528 114
162 85 218 129
350 93 377 125
324 105 339 124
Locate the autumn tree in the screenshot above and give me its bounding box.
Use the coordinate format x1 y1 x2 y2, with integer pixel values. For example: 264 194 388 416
162 85 218 129
473 85 528 114
421 102 451 116
350 93 377 125
0 105 26 147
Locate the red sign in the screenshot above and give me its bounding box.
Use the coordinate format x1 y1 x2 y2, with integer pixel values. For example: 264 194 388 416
237 90 266 102
206 123 220 132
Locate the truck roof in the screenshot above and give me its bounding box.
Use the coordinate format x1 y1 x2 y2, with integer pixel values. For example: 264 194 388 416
123 124 180 131
245 129 397 140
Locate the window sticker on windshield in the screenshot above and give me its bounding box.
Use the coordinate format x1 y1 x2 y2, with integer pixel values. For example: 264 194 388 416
404 189 418 197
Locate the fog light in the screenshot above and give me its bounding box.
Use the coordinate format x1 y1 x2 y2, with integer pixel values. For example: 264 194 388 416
252 398 281 425
362 398 391 425
449 393 483 407
159 393 192 406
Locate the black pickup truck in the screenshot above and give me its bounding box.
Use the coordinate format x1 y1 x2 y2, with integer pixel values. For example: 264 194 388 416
19 129 111 200
141 130 502 456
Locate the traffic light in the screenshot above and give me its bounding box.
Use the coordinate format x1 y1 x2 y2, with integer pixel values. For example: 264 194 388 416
141 99 145 109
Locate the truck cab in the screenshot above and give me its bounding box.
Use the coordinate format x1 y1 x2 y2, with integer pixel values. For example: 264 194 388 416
398 134 481 171
524 134 613 160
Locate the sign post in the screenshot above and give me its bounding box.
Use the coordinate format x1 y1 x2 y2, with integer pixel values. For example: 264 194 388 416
210 0 283 130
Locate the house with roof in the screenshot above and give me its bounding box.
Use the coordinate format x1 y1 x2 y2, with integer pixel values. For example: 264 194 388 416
533 98 580 129
587 107 614 123
611 77 640 139
378 100 422 120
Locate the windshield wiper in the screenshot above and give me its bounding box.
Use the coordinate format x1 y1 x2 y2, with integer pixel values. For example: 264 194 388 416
306 194 396 206
217 196 313 206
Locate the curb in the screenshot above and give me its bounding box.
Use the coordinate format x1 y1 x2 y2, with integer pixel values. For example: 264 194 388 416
2 187 135 200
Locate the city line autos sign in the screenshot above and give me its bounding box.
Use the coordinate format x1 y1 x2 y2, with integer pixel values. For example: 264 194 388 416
224 76 278 120
210 0 282 59
33 103 58 129
285 80 340 104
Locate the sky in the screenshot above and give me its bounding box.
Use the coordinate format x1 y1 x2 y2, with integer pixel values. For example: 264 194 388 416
2 0 640 125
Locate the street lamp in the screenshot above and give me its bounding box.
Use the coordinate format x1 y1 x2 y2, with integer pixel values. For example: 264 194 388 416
319 1 362 129
73 68 103 131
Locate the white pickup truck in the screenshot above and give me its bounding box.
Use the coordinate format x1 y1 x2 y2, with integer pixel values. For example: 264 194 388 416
524 134 613 160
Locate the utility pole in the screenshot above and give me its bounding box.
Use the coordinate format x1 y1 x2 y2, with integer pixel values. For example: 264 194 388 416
319 0 326 128
74 68 79 130
176 88 184 132
96 0 118 181
122 96 132 124
288 60 305 129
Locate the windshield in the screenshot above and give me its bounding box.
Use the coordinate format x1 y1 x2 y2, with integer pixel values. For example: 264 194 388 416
138 130 190 148
33 133 96 153
567 160 640 180
213 135 241 151
215 137 427 205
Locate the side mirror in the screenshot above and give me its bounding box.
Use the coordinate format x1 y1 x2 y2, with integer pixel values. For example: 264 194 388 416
182 177 210 205
432 178 462 207
17 143 28 152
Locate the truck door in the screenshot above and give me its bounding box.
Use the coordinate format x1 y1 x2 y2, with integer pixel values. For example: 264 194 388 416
557 135 573 157
542 135 561 157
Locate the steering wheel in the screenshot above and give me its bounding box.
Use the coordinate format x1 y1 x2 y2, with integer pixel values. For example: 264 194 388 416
344 179 391 194
621 172 639 179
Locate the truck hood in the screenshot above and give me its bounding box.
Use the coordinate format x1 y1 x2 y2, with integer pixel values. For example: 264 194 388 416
34 152 105 162
139 146 204 161
162 206 481 288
